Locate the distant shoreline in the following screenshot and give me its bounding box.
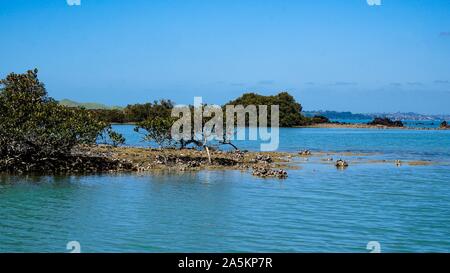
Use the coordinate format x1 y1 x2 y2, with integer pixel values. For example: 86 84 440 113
295 123 450 130
110 122 450 130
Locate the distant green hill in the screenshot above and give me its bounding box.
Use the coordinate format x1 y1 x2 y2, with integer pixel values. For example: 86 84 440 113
58 99 122 110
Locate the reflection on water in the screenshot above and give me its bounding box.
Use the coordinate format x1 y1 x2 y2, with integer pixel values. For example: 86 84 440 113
1 126 450 253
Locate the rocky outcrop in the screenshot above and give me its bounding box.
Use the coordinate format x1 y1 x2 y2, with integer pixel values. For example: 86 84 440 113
335 159 349 168
251 154 273 163
440 121 449 128
368 117 404 127
0 145 293 178
298 150 312 156
252 165 288 179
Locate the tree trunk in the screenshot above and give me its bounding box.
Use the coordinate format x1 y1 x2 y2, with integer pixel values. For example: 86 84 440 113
205 146 212 164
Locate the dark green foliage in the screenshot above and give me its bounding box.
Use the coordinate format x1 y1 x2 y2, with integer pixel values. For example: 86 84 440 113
88 92 311 127
88 109 126 123
225 92 308 127
86 100 175 124
65 91 325 128
309 115 330 124
130 100 176 147
0 69 113 168
107 129 126 147
124 100 174 123
368 117 404 127
135 116 177 148
298 115 331 126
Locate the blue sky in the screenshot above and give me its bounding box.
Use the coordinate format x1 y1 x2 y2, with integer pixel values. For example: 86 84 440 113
1 0 450 114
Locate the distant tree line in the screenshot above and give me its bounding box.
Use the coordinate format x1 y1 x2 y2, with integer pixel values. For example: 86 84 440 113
303 110 371 120
84 92 328 127
87 100 174 124
86 92 330 157
367 117 404 127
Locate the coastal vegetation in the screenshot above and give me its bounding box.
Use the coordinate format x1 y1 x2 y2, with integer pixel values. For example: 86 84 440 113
0 70 289 176
1 69 447 176
0 69 126 173
303 110 371 120
74 91 330 163
368 117 404 127
224 92 305 127
73 92 328 127
224 92 331 126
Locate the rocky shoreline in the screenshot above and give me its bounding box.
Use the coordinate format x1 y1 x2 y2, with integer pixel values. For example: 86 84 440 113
1 145 442 177
0 145 294 178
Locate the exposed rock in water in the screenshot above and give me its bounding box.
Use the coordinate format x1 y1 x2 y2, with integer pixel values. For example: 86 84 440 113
368 117 404 127
154 153 237 168
1 145 293 175
440 121 449 128
335 159 349 168
298 150 312 156
251 154 273 163
252 165 288 179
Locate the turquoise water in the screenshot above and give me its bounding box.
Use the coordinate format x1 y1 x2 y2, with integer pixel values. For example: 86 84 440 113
1 125 450 252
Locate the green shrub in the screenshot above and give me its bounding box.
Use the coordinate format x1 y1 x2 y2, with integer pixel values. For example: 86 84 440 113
310 115 330 124
0 69 112 164
107 129 126 147
135 116 177 148
225 92 307 127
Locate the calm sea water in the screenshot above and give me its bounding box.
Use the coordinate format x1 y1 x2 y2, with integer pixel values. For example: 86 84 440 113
1 125 450 253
